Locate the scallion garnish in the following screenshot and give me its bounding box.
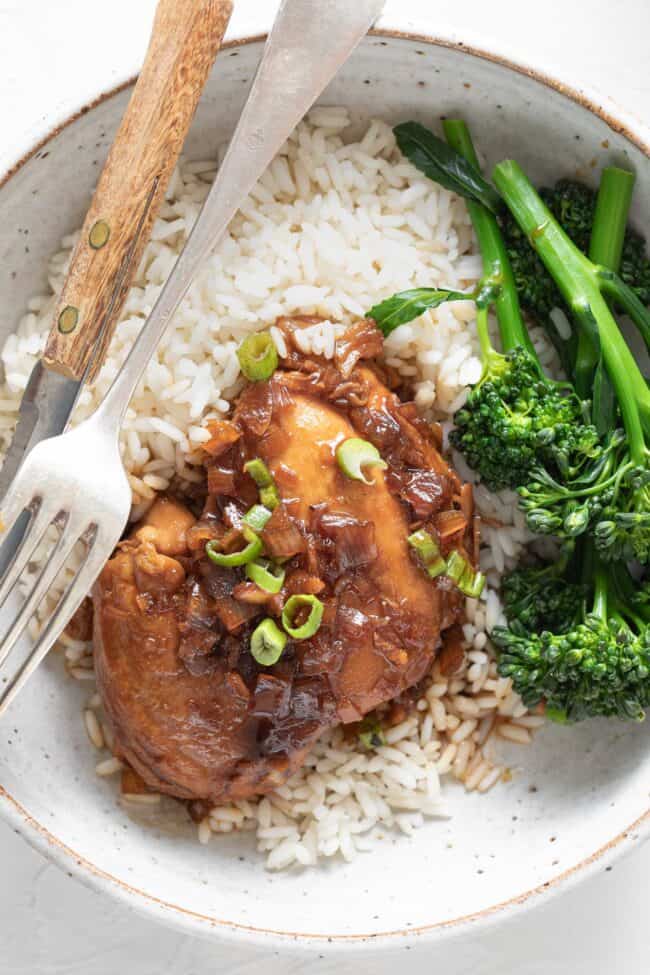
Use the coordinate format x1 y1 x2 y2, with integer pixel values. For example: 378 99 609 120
358 716 386 750
407 529 447 578
242 504 272 532
244 458 280 510
246 558 286 594
445 550 486 598
281 594 324 640
250 618 287 666
237 331 278 382
205 526 262 568
336 437 387 485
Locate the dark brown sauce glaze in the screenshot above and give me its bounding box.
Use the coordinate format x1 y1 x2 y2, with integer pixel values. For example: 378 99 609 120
93 318 477 804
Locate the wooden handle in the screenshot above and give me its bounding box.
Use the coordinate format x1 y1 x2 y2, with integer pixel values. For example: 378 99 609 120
43 0 233 381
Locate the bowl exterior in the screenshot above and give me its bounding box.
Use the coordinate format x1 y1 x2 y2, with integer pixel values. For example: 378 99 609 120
0 24 649 950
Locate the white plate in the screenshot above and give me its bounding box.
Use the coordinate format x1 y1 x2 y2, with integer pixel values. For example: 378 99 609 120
0 29 648 951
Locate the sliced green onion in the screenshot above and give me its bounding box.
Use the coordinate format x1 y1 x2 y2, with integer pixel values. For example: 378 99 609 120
260 484 280 509
237 331 278 381
205 526 262 567
281 594 324 640
445 550 470 584
244 458 280 510
408 529 447 579
244 458 273 485
445 550 486 598
250 618 287 666
242 504 272 532
246 558 286 594
461 571 486 599
336 437 387 485
358 717 386 750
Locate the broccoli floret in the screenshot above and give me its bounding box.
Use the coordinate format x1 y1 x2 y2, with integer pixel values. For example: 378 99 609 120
435 121 603 504
543 180 595 251
516 427 624 538
595 464 650 563
621 228 650 304
494 554 650 722
450 341 600 494
494 160 650 564
501 555 586 634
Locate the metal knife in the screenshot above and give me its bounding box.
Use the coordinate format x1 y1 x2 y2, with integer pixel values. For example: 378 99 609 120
0 0 234 503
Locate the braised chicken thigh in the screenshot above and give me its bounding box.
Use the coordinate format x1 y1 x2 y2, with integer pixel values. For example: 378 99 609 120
94 321 476 803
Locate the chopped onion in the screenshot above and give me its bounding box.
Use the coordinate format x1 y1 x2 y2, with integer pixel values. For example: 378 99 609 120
397 468 447 518
206 466 237 496
261 506 305 559
334 319 383 376
202 419 240 457
214 596 259 633
315 509 376 573
436 509 468 539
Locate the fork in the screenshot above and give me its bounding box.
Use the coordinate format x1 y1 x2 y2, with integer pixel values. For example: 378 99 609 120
0 0 386 714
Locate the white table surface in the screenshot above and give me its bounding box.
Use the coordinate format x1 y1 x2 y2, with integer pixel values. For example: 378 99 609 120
0 0 649 971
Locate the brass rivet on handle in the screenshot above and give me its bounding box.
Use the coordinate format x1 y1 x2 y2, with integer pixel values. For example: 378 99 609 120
89 219 110 249
58 305 79 334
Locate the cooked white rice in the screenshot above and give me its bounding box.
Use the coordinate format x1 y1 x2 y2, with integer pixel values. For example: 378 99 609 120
0 109 550 870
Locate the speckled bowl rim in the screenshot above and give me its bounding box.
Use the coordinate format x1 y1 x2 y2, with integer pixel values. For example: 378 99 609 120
0 24 649 952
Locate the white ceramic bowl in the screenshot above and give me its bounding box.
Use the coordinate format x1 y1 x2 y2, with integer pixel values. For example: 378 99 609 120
0 26 649 952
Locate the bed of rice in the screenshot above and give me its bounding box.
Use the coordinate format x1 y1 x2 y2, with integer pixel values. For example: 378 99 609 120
0 108 553 870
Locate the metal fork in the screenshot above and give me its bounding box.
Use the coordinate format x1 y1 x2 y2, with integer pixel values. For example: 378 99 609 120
0 0 385 714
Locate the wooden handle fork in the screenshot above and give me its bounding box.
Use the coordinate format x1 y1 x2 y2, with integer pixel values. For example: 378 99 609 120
43 0 233 381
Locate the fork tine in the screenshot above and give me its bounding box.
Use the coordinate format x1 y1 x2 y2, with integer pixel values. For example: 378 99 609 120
0 513 79 671
0 528 110 716
0 500 62 611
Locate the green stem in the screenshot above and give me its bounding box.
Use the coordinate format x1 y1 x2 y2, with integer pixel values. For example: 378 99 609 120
476 306 492 359
574 167 635 399
493 159 650 462
443 120 534 357
577 168 636 423
611 562 650 628
591 557 610 622
575 535 593 592
590 167 635 270
526 462 625 502
598 270 650 351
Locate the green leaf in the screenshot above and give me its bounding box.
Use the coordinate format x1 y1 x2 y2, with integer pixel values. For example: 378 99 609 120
394 121 502 214
592 356 616 437
367 287 470 334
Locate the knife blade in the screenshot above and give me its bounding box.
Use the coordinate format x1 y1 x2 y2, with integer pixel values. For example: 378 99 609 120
0 0 233 569
0 0 233 487
0 365 81 577
0 365 80 500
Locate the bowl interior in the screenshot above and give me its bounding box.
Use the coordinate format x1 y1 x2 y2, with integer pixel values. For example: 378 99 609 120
0 34 649 945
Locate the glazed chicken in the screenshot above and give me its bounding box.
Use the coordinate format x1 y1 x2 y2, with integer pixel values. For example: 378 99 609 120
93 319 477 804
